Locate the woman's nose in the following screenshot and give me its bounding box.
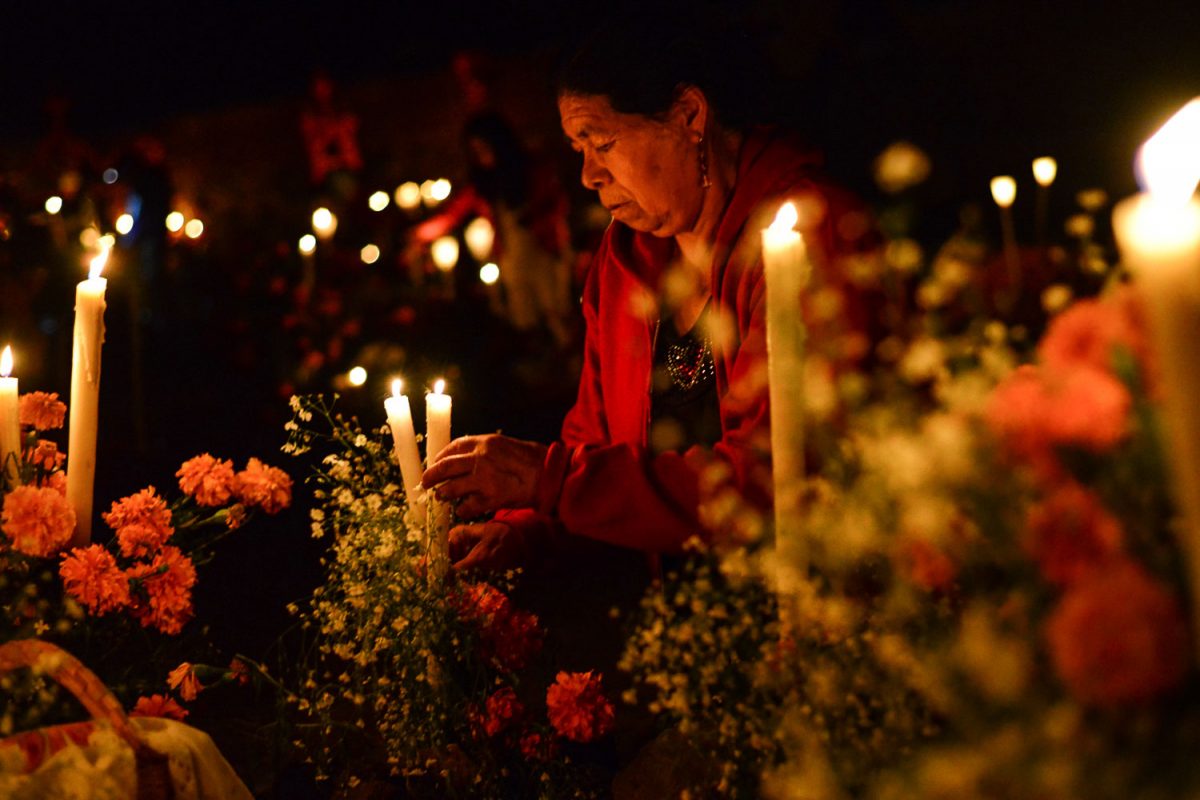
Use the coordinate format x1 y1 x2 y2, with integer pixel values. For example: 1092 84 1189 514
580 153 609 190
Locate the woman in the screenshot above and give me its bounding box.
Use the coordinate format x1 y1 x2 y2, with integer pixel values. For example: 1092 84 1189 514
423 18 877 574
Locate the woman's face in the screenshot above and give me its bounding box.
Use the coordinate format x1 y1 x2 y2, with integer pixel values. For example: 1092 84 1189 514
559 92 704 238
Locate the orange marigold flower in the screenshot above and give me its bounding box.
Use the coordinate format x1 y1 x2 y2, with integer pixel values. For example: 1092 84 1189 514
176 453 236 507
25 440 65 471
1045 559 1189 707
1 484 76 557
41 470 67 495
18 392 66 431
167 662 202 702
483 686 523 737
546 671 615 743
225 504 247 530
1023 482 1124 587
59 545 131 614
234 458 293 514
229 658 251 686
126 545 197 635
104 487 174 558
131 694 188 721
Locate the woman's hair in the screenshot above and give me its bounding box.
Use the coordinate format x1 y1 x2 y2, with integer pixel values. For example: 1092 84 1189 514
556 5 769 130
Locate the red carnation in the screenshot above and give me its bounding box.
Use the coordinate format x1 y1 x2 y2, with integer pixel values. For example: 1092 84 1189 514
1023 482 1123 587
546 671 615 743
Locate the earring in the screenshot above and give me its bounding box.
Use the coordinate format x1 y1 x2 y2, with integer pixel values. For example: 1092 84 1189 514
698 135 711 189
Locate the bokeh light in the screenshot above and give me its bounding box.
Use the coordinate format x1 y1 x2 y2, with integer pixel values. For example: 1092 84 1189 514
44 196 63 214
298 234 317 255
312 207 337 239
465 217 495 260
102 168 119 184
990 176 1017 208
360 243 381 264
395 182 421 210
348 366 368 387
1032 157 1057 187
184 219 204 239
430 178 452 201
116 213 134 235
368 191 390 212
165 211 185 232
479 262 500 285
431 236 459 271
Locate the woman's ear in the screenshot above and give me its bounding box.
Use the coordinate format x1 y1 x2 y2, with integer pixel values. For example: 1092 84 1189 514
672 85 709 142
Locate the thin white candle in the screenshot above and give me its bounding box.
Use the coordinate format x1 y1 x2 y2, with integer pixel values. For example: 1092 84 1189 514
1112 97 1200 653
66 246 109 546
991 175 1020 311
385 378 426 522
0 346 21 488
425 379 453 577
762 202 809 561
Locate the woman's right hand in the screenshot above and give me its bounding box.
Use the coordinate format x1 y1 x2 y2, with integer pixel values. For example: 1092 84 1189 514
449 520 528 573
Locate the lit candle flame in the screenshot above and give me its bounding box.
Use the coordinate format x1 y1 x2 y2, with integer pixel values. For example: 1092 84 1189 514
991 176 1017 208
89 245 110 280
392 378 403 398
769 201 799 234
433 379 445 395
0 346 11 378
1032 157 1057 187
1137 97 1200 205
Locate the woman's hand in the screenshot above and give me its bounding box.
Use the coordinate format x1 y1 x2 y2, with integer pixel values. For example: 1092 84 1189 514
422 434 548 519
449 521 527 572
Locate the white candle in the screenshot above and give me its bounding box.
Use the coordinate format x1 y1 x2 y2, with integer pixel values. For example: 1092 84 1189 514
990 175 1020 311
762 202 809 559
1108 98 1200 657
385 378 426 522
66 246 109 546
0 346 20 488
1112 97 1200 652
425 379 452 577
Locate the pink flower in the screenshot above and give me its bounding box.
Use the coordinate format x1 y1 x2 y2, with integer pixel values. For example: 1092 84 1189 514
59 545 131 614
1023 483 1124 587
546 671 615 743
18 392 66 430
167 662 202 702
131 694 188 720
986 363 1130 470
126 546 197 635
1046 559 1189 707
104 487 174 558
234 458 293 514
1 485 76 557
176 454 236 506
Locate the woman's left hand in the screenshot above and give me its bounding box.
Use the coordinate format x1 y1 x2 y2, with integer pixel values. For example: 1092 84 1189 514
422 434 548 519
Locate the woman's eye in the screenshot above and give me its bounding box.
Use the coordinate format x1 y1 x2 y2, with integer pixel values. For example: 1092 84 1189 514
595 140 615 153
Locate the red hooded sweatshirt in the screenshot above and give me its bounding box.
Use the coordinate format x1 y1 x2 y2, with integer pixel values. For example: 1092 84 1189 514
499 127 875 554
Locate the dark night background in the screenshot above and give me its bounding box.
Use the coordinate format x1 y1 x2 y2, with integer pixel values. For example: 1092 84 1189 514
1 0 1198 793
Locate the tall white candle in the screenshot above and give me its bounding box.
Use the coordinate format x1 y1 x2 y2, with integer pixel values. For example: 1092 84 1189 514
385 378 426 522
1112 97 1200 654
66 247 109 546
762 202 809 560
990 175 1020 312
0 346 21 488
425 379 452 577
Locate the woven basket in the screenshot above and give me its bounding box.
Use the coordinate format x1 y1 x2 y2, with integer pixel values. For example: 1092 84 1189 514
0 638 174 800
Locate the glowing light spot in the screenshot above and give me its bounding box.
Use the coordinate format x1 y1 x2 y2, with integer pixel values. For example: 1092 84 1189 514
768 201 799 233
391 378 403 397
368 191 390 212
431 236 459 271
102 168 119 184
360 243 381 264
116 213 134 235
1 346 13 377
89 244 110 279
348 366 368 387
312 207 337 239
1032 157 1057 187
465 217 495 260
395 182 421 210
1137 97 1200 204
419 180 436 201
990 176 1017 208
184 219 204 239
433 378 445 395
298 234 317 255
430 178 452 201
479 262 500 284
98 234 116 251
79 228 100 248
165 211 185 232
44 196 63 214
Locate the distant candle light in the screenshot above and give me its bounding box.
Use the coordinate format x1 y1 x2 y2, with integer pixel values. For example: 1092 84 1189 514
1032 157 1058 187
360 243 381 264
479 262 500 285
184 219 204 239
312 207 337 239
990 176 1017 208
115 213 134 235
165 211 185 232
430 178 452 201
348 366 368 386
465 217 495 260
298 234 317 255
431 236 459 271
45 196 63 214
368 191 390 212
395 182 421 210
